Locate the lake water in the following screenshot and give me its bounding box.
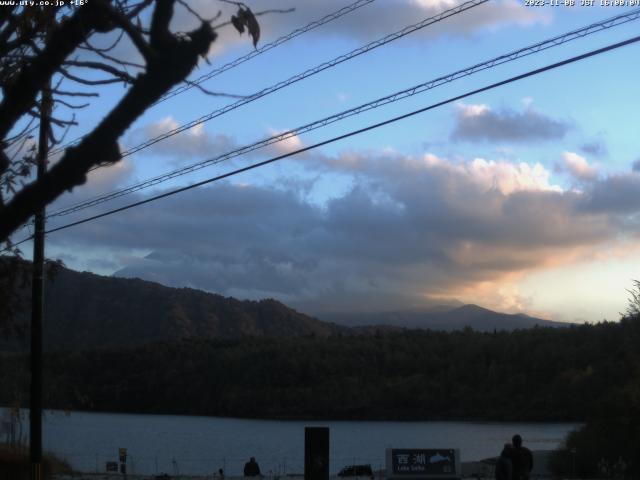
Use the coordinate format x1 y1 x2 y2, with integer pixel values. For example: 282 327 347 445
1 409 579 476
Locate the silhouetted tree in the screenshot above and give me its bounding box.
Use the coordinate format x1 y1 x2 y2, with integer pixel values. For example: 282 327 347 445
623 279 640 319
0 0 263 243
0 0 269 326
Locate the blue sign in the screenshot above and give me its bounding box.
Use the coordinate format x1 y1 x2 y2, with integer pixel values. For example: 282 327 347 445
386 449 460 479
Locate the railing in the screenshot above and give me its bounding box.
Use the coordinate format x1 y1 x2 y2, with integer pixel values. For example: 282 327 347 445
50 452 386 478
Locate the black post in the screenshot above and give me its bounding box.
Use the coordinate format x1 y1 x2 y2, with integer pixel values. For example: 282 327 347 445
30 84 50 480
305 427 329 480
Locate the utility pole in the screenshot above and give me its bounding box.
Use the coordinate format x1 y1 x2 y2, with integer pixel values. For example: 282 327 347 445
30 82 51 480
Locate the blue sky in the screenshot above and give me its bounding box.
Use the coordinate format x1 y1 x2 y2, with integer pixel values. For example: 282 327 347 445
13 0 640 322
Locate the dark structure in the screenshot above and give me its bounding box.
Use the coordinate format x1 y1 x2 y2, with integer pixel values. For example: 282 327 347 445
305 427 329 480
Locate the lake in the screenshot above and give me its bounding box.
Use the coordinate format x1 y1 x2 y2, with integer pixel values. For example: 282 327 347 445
1 409 579 476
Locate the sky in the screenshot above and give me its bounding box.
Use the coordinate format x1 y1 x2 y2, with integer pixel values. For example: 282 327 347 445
9 0 640 323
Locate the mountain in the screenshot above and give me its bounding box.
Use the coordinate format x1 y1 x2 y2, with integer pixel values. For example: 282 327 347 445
321 303 567 331
4 262 344 352
2 260 567 353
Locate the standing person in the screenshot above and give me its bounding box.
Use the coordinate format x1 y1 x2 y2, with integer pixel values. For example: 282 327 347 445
244 457 261 477
511 434 533 480
495 443 513 480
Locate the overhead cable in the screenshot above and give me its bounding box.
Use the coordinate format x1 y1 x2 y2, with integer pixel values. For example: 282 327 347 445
49 0 377 155
39 34 640 238
157 0 378 104
50 0 489 161
47 7 640 219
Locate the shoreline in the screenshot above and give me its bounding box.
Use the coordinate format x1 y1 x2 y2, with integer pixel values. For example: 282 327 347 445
1 405 585 425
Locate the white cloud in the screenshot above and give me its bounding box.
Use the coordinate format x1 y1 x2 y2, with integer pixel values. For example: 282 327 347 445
423 154 562 195
559 151 599 182
50 148 640 317
458 103 490 118
85 158 135 191
452 102 570 143
183 0 550 56
125 116 236 163
267 129 305 155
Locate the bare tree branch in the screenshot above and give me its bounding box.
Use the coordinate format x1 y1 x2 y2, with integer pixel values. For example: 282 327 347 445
177 0 221 24
53 98 90 109
58 67 128 86
3 119 37 145
82 42 145 69
52 89 100 98
62 60 136 83
124 0 154 19
79 29 126 54
0 2 218 241
214 7 294 30
150 0 175 49
47 115 78 128
102 4 155 63
185 79 248 99
0 0 116 140
0 0 287 245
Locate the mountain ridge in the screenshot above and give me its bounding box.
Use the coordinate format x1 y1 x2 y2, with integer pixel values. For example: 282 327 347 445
3 262 344 352
320 303 566 331
2 260 567 352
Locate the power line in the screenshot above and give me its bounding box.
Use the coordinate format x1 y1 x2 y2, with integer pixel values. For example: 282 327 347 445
47 7 640 219
156 0 377 104
49 0 377 156
120 0 488 158
50 0 488 162
1 235 33 252
40 34 640 238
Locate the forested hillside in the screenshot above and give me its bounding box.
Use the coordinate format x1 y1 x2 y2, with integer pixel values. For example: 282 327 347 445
2 317 638 421
1 261 567 354
3 262 343 352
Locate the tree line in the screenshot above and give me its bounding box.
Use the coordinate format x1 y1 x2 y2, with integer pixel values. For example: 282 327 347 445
1 318 638 423
2 316 639 476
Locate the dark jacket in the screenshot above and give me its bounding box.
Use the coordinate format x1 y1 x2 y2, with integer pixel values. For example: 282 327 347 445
512 447 533 480
244 460 261 477
495 454 513 480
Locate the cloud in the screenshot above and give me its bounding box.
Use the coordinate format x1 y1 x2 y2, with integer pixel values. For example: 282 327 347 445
581 139 608 157
48 157 136 215
253 0 549 43
49 148 640 316
125 116 236 163
169 0 549 59
85 157 136 190
267 129 305 155
557 152 599 182
451 102 570 143
578 174 640 215
632 158 640 173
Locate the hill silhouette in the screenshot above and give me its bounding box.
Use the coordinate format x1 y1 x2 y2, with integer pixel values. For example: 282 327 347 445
3 260 566 352
322 303 565 331
4 262 343 352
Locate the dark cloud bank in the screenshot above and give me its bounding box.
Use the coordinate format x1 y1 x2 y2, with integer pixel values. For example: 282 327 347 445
50 151 640 314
